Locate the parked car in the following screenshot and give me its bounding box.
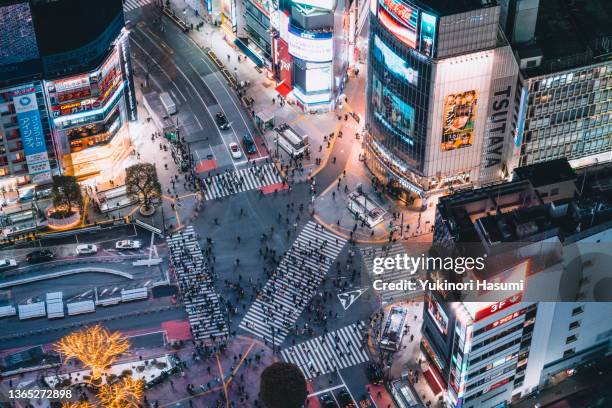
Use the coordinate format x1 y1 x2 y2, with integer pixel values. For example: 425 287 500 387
115 240 142 250
215 112 230 130
319 394 336 408
26 250 55 263
242 134 257 154
229 142 242 159
0 258 18 271
76 244 98 255
337 390 356 408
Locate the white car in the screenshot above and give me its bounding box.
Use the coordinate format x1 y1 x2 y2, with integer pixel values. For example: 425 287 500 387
0 258 18 270
115 240 142 250
76 244 98 255
229 142 242 159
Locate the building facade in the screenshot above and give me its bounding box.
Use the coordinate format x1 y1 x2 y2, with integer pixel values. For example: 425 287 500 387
0 0 136 194
426 159 612 407
512 0 612 170
365 0 521 206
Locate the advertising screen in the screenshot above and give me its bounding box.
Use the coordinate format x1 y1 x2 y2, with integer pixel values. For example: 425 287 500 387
373 35 418 86
304 62 331 92
419 12 436 57
427 296 449 336
378 0 418 49
441 90 478 151
372 75 415 146
287 27 333 63
0 3 39 67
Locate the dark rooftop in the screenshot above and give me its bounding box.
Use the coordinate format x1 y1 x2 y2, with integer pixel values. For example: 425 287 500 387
412 0 493 17
521 0 612 75
513 158 577 187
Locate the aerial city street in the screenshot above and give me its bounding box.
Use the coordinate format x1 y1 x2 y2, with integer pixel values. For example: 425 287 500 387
0 0 611 407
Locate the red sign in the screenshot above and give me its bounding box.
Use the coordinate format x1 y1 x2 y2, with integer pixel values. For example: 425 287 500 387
483 377 510 394
277 38 292 87
474 294 523 322
379 0 416 28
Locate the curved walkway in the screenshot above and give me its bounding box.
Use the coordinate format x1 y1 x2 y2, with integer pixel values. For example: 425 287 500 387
0 267 134 289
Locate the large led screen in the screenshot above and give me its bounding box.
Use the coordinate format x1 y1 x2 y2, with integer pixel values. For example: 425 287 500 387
419 12 436 57
304 62 331 92
377 0 418 49
0 2 39 66
373 35 418 86
371 75 415 146
441 90 478 151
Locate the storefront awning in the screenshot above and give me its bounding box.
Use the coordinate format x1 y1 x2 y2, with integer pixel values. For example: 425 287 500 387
275 81 292 98
423 368 444 395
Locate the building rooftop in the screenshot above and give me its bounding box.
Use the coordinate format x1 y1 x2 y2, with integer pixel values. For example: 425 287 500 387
513 158 576 187
413 0 493 17
520 0 612 76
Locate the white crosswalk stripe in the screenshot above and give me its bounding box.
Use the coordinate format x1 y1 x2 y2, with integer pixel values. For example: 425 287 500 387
123 0 153 12
201 163 283 201
168 226 228 341
239 221 347 344
280 322 369 379
361 243 425 303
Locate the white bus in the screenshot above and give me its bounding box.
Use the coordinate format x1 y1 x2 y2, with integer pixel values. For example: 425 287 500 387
380 306 408 351
276 125 308 158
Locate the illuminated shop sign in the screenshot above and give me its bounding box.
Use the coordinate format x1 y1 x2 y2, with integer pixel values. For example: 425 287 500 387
441 90 478 151
12 87 52 183
371 74 415 146
427 295 449 335
484 308 526 331
474 293 522 322
292 0 335 10
304 62 331 92
373 35 418 86
378 0 418 48
287 26 333 62
370 0 377 15
52 82 125 127
293 87 331 104
419 12 436 57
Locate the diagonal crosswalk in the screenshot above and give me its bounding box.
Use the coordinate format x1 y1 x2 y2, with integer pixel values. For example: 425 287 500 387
167 226 228 341
280 322 369 379
361 242 424 303
123 0 153 12
239 222 347 345
201 163 283 201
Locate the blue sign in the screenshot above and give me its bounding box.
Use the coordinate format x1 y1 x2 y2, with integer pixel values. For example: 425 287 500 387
419 12 436 57
14 93 47 157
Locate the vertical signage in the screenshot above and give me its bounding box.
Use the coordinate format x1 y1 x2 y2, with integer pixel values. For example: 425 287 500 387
419 12 436 57
13 87 52 184
119 39 138 122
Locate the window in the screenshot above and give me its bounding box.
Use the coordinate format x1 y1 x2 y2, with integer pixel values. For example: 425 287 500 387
563 348 575 358
569 321 581 330
566 335 578 344
571 306 584 316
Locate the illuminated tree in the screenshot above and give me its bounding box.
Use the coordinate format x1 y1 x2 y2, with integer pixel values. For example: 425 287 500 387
125 163 162 213
97 377 144 408
54 325 130 382
62 402 92 408
51 175 83 216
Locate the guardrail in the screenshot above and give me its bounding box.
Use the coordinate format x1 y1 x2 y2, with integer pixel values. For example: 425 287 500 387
0 267 134 289
161 6 189 32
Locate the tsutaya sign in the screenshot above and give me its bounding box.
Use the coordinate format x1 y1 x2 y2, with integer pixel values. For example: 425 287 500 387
483 84 511 169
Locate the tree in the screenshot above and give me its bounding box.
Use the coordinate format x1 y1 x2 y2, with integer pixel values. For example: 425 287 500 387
125 163 161 212
260 362 307 408
54 325 130 382
97 377 144 408
51 175 83 216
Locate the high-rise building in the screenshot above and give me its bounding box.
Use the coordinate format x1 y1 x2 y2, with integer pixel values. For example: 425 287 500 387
364 0 521 207
425 159 612 408
512 0 612 169
0 0 136 194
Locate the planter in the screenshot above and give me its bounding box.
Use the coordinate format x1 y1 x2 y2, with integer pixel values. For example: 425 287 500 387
46 206 81 230
139 205 156 217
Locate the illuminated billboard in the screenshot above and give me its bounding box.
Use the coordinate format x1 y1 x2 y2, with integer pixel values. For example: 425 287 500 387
287 26 333 63
0 2 39 67
441 90 478 151
373 35 418 86
378 0 418 49
12 87 52 184
304 62 331 92
292 0 335 10
371 75 415 146
419 12 436 57
426 295 449 336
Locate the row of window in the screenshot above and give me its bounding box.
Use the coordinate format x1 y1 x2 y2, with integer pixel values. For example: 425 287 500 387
530 65 609 92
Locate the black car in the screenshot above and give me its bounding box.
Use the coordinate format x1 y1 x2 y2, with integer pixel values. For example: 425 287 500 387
26 249 55 263
215 112 230 130
366 363 384 384
337 390 355 407
243 134 257 154
319 394 336 408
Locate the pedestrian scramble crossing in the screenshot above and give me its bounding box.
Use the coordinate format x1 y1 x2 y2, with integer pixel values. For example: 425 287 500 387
239 221 347 344
123 0 153 12
361 242 425 303
168 226 228 341
280 322 369 379
201 163 283 201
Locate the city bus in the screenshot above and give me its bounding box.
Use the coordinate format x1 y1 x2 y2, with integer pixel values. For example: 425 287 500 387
380 306 408 351
275 124 308 158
